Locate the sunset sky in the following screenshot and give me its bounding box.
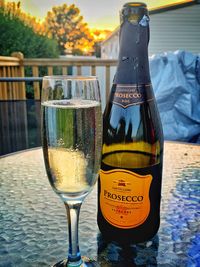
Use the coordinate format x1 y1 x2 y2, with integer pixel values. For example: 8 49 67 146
5 0 187 30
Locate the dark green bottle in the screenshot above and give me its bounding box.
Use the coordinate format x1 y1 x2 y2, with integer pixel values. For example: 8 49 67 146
97 2 164 244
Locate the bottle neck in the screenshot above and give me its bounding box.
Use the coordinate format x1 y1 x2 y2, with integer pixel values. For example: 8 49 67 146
114 18 150 85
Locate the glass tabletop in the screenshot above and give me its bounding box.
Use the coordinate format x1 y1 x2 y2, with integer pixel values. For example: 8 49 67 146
0 142 199 267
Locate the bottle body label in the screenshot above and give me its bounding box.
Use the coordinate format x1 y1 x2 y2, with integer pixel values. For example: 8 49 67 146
113 84 153 108
99 169 152 229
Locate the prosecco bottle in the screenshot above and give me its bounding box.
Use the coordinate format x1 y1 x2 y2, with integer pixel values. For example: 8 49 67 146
97 2 164 244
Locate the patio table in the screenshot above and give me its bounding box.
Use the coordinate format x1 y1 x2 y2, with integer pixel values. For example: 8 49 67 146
0 142 199 267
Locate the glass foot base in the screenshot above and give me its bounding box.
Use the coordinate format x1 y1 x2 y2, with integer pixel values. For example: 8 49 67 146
52 256 99 267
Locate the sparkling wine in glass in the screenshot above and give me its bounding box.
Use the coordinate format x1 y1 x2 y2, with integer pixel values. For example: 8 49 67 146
41 76 102 267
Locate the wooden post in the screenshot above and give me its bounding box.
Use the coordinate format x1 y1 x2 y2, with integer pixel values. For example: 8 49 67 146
11 67 17 99
77 65 82 75
91 65 96 76
11 52 26 100
62 67 68 75
15 66 20 99
7 66 12 99
32 66 40 100
47 66 53 76
0 68 2 99
2 67 8 100
105 65 110 102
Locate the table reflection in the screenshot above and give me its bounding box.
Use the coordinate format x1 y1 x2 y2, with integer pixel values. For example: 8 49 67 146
0 100 41 156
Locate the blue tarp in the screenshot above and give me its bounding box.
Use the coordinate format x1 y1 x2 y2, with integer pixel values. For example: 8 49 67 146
150 50 200 143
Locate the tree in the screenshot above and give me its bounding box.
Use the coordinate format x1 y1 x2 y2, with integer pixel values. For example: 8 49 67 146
0 5 59 58
45 4 94 55
0 1 47 35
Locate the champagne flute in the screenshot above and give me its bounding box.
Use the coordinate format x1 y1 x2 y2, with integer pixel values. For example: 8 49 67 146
41 76 102 267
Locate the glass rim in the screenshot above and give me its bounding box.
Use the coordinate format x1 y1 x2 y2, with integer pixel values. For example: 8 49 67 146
43 75 97 81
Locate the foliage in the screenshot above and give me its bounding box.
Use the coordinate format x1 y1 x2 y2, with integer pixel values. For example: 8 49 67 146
0 1 111 57
44 4 94 55
0 2 59 58
0 1 46 35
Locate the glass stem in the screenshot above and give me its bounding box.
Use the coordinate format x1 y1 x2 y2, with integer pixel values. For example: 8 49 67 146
65 201 83 267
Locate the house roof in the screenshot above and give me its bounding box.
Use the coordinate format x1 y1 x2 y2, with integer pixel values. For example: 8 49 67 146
149 0 197 15
102 0 199 44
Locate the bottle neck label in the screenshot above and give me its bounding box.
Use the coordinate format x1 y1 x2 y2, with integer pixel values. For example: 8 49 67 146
114 18 150 85
112 83 154 108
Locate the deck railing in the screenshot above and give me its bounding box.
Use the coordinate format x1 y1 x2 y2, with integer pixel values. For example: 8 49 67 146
0 53 25 99
0 53 118 155
0 53 117 101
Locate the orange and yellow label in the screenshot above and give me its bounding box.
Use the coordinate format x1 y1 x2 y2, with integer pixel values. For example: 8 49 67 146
100 169 152 229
